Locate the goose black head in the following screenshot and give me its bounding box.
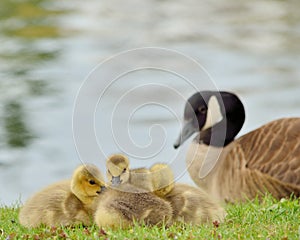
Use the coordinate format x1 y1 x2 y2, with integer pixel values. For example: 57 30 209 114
174 91 245 148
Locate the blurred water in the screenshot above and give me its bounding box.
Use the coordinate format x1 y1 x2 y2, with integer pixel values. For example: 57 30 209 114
0 0 299 205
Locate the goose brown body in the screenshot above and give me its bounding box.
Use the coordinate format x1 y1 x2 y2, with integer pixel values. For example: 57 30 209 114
187 118 300 203
175 91 300 203
19 164 105 227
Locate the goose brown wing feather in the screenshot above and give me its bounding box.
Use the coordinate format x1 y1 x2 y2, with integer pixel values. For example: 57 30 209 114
242 169 300 200
220 146 300 202
234 118 300 187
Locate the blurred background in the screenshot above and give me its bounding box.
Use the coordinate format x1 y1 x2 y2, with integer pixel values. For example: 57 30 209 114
0 0 299 205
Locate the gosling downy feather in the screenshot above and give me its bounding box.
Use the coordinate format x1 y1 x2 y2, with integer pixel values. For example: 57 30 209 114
19 164 105 227
94 183 173 229
96 154 173 228
150 163 175 197
174 91 300 203
165 183 226 224
95 154 172 228
106 154 153 191
150 163 225 224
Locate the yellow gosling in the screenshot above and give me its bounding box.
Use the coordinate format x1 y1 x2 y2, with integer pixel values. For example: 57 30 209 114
106 154 153 191
19 164 105 227
150 163 226 224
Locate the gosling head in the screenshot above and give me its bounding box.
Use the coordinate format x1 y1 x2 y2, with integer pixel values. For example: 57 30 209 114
71 164 106 204
106 154 130 186
150 163 175 197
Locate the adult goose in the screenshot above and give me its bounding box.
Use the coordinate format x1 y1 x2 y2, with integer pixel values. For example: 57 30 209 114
174 91 300 203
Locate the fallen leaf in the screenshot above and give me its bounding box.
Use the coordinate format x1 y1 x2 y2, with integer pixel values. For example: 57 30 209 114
213 220 220 228
99 228 107 236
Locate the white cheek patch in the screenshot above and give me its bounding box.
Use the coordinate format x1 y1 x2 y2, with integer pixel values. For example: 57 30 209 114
202 95 223 130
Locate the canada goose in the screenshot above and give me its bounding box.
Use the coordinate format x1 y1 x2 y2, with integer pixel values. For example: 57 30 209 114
106 154 153 192
94 183 173 229
150 163 226 224
19 164 105 227
174 91 300 203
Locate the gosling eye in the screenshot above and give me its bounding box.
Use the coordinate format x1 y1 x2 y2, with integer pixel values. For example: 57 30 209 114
122 168 126 173
89 180 96 185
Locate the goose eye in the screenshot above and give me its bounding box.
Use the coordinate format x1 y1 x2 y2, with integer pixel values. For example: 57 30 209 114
89 180 96 185
198 106 206 114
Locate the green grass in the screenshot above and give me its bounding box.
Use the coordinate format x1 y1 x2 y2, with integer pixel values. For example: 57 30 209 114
1 196 299 240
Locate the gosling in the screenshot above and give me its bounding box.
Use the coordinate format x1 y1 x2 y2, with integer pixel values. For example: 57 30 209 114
150 163 226 224
106 154 153 191
19 164 105 227
94 154 173 228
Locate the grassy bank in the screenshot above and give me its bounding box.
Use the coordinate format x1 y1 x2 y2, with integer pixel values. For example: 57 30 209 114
1 196 299 239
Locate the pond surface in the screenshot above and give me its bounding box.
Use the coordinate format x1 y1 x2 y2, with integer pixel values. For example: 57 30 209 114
0 0 299 205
